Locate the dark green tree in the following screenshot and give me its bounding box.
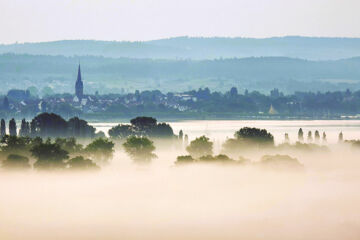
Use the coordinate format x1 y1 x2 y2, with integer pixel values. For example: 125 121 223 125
234 127 274 146
31 142 69 170
67 156 100 171
186 136 213 158
123 136 156 163
130 116 157 135
85 138 114 162
108 124 133 139
2 154 31 170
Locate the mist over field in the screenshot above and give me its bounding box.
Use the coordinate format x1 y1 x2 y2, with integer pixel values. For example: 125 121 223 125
1 139 360 240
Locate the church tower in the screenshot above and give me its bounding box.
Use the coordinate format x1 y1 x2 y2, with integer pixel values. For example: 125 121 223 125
75 64 84 100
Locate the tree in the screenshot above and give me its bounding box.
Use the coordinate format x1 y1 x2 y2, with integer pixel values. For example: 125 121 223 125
230 87 238 98
0 119 5 138
322 132 327 143
184 134 189 145
2 154 31 170
30 113 68 138
130 116 157 134
108 124 133 139
151 123 174 138
186 136 213 158
179 130 184 140
298 128 304 142
54 138 83 154
260 155 303 170
68 117 96 138
19 119 30 137
307 131 313 143
31 142 69 170
284 133 290 143
314 130 320 143
234 127 274 146
67 156 100 171
123 136 156 163
85 138 114 162
175 155 194 165
9 118 17 136
338 132 344 143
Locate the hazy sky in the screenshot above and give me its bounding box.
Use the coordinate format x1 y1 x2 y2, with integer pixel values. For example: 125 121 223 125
1 0 360 44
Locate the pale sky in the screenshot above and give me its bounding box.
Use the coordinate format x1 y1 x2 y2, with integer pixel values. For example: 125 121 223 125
1 0 360 44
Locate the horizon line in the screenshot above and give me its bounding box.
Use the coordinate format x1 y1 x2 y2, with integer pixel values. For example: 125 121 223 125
3 35 360 45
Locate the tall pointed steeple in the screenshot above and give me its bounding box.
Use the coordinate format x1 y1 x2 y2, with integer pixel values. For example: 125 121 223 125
75 64 84 100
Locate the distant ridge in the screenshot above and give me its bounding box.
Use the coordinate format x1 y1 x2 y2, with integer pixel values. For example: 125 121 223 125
2 36 360 60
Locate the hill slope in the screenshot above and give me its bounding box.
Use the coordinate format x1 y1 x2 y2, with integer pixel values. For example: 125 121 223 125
2 37 360 60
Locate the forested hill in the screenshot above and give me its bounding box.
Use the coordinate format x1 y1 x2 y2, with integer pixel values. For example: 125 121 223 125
1 54 360 94
2 36 360 60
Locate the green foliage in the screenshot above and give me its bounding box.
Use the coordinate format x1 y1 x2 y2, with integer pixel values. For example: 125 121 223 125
54 138 83 154
123 136 156 163
234 127 274 145
186 136 213 158
108 116 174 139
67 156 100 171
259 155 303 170
108 124 133 139
2 154 31 170
85 138 114 162
175 155 194 165
31 142 69 170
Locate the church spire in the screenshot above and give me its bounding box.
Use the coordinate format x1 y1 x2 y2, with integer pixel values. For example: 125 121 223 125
77 64 82 82
75 64 84 100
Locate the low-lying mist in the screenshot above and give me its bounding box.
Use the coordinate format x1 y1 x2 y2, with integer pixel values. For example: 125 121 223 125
1 142 360 240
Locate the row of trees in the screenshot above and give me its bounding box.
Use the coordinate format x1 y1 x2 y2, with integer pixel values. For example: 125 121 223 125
108 116 175 139
0 113 103 139
0 135 114 170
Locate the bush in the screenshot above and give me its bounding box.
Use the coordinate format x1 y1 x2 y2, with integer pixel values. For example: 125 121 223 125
2 154 31 170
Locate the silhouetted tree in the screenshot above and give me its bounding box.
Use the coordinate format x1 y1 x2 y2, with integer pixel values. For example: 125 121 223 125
235 127 274 146
151 123 174 138
307 131 313 143
322 132 327 143
186 136 213 158
9 118 17 136
298 128 304 142
338 132 344 143
31 113 67 138
31 141 69 170
184 134 189 145
108 124 133 139
314 130 320 143
0 119 5 138
123 136 156 163
68 117 96 138
130 116 157 135
19 119 30 137
179 130 183 140
230 87 238 98
284 133 290 143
